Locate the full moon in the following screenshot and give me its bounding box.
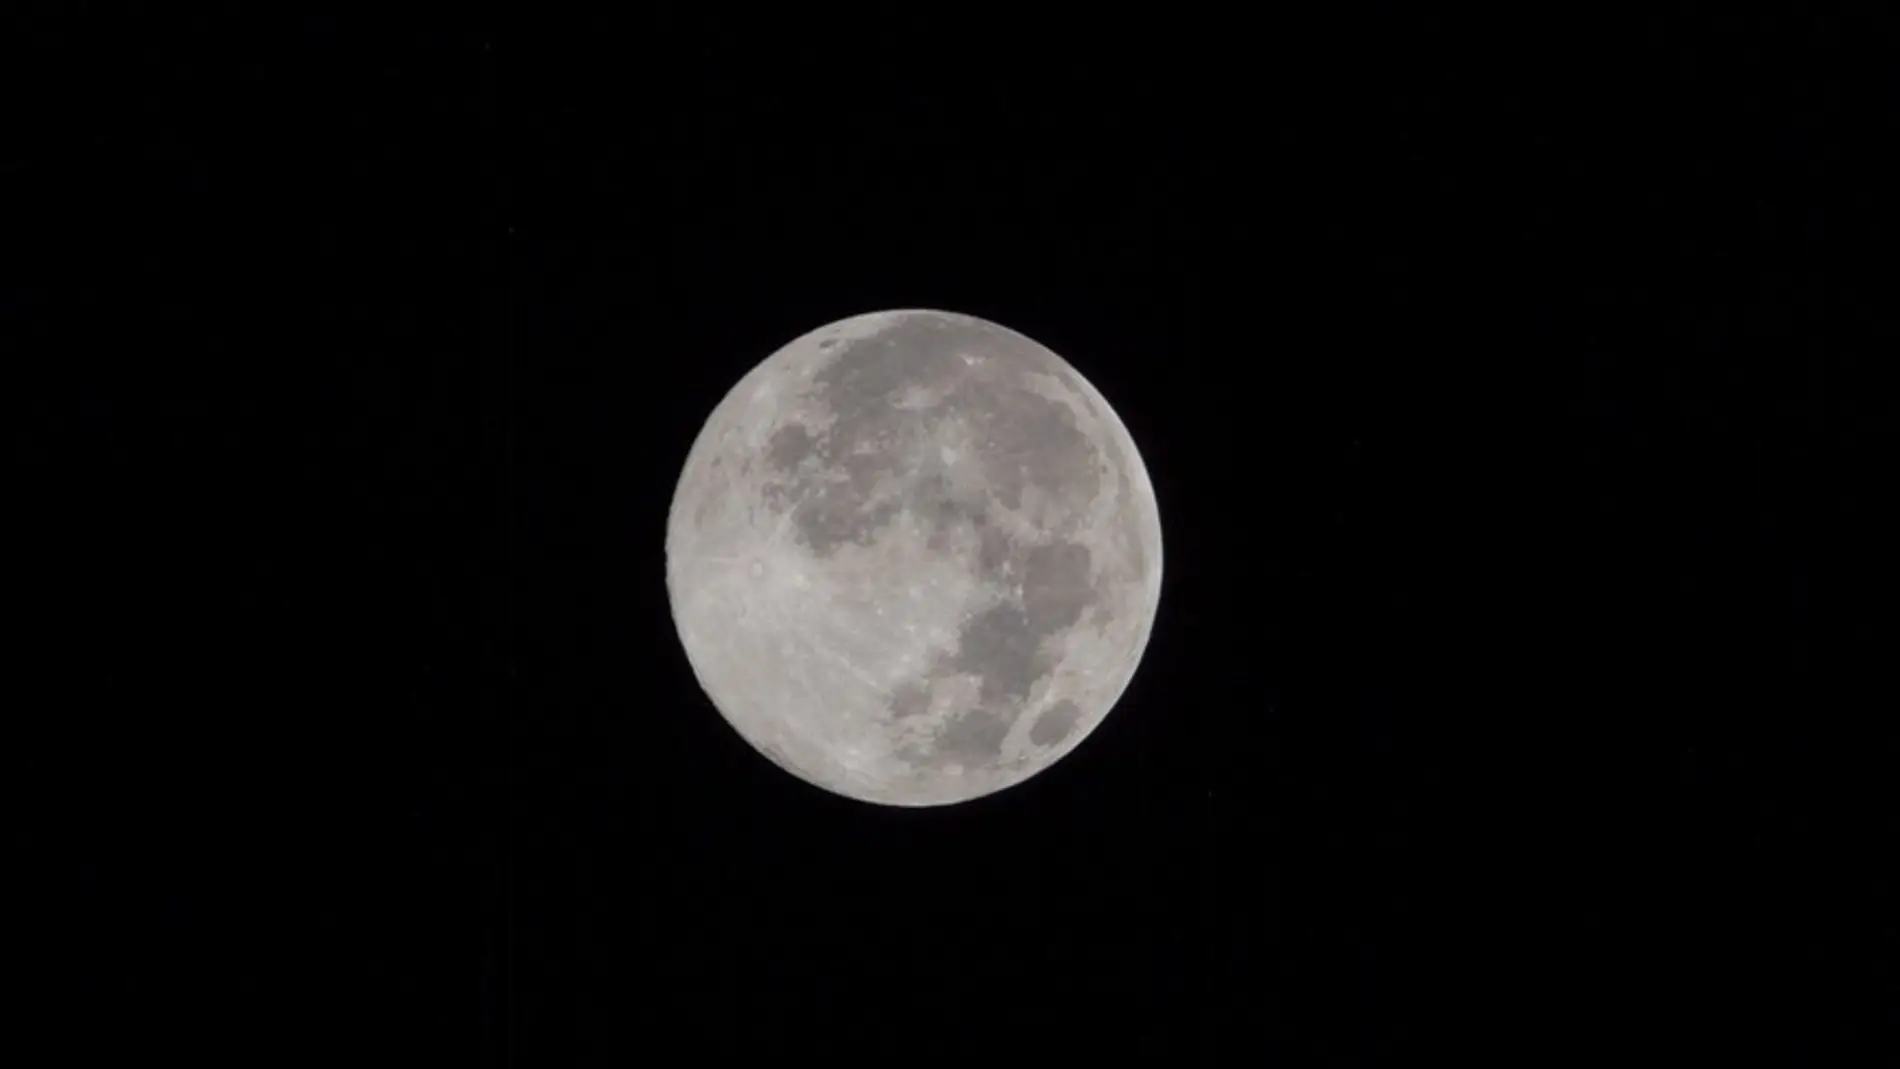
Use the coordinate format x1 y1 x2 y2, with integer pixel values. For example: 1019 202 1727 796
665 309 1163 806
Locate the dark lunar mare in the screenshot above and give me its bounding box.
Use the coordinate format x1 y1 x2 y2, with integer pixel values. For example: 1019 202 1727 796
756 314 1111 771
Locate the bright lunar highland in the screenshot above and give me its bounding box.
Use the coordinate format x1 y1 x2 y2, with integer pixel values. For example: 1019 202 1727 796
665 309 1163 806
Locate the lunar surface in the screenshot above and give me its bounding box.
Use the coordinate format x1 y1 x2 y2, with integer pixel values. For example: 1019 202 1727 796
665 309 1163 806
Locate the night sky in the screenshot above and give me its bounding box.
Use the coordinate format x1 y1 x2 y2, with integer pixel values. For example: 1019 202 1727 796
8 8 1896 1063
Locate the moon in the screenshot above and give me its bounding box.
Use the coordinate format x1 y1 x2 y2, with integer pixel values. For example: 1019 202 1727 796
665 309 1163 806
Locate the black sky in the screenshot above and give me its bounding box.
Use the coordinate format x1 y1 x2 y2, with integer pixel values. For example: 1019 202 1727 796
7 8 1898 1064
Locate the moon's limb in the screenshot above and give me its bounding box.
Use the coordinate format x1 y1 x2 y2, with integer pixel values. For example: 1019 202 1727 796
666 309 1162 806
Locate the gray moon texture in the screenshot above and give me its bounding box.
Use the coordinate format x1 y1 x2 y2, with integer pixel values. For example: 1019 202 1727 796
664 309 1163 807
